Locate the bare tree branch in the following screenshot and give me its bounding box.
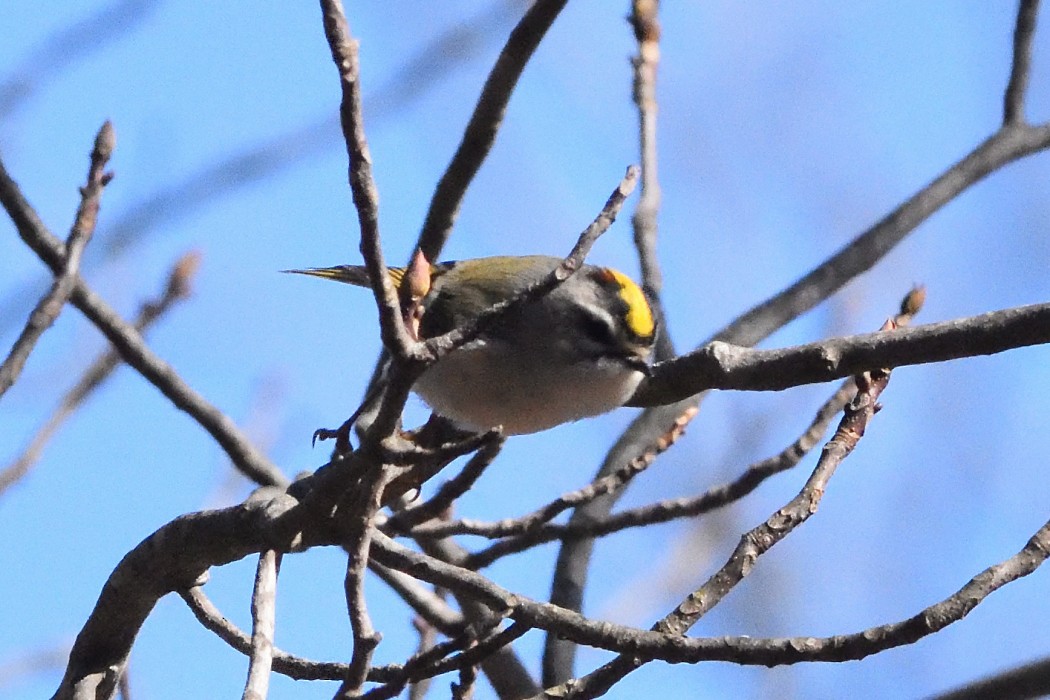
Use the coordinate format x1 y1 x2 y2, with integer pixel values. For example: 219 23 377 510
1003 0 1041 125
415 0 570 262
385 436 505 534
179 585 399 683
242 550 281 700
0 121 113 399
409 537 540 700
545 348 897 698
404 407 695 564
0 250 198 498
51 461 1050 699
0 151 287 488
359 616 520 700
929 654 1050 700
337 465 396 697
633 300 1050 404
319 0 409 372
627 0 674 363
455 383 848 567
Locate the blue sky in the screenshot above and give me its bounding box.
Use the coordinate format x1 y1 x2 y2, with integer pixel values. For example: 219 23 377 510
2 2 1050 699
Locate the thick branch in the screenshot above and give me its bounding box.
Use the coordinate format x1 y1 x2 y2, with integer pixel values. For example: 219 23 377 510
53 472 1050 700
633 301 1050 405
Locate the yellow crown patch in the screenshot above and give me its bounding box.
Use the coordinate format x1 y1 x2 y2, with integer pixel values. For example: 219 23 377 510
603 268 655 340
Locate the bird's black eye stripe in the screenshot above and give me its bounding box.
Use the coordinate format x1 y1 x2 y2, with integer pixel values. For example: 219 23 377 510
579 313 616 346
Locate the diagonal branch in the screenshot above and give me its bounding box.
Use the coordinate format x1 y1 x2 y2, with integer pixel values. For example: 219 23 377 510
546 5 1050 680
415 0 570 261
0 250 198 498
457 385 847 565
420 166 639 362
416 407 691 541
0 121 113 399
1003 0 1041 125
546 350 897 698
0 156 286 488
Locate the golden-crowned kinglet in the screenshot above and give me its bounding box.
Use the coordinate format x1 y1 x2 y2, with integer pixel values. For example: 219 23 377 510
288 255 656 435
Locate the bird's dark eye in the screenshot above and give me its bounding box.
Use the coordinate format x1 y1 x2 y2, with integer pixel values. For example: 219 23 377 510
579 314 616 347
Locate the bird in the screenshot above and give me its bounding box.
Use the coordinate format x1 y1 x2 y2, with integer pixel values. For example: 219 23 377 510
286 255 656 435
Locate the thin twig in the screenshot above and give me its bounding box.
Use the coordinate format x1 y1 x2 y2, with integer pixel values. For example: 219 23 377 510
421 166 639 363
358 612 506 700
628 0 674 363
316 4 450 689
0 121 113 399
413 408 694 567
464 388 849 565
409 537 540 699
179 586 398 683
546 353 897 698
318 0 409 364
1003 0 1041 125
243 550 281 700
336 465 398 697
415 0 570 262
368 561 464 632
0 153 286 487
385 435 505 533
0 250 199 498
361 620 529 700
